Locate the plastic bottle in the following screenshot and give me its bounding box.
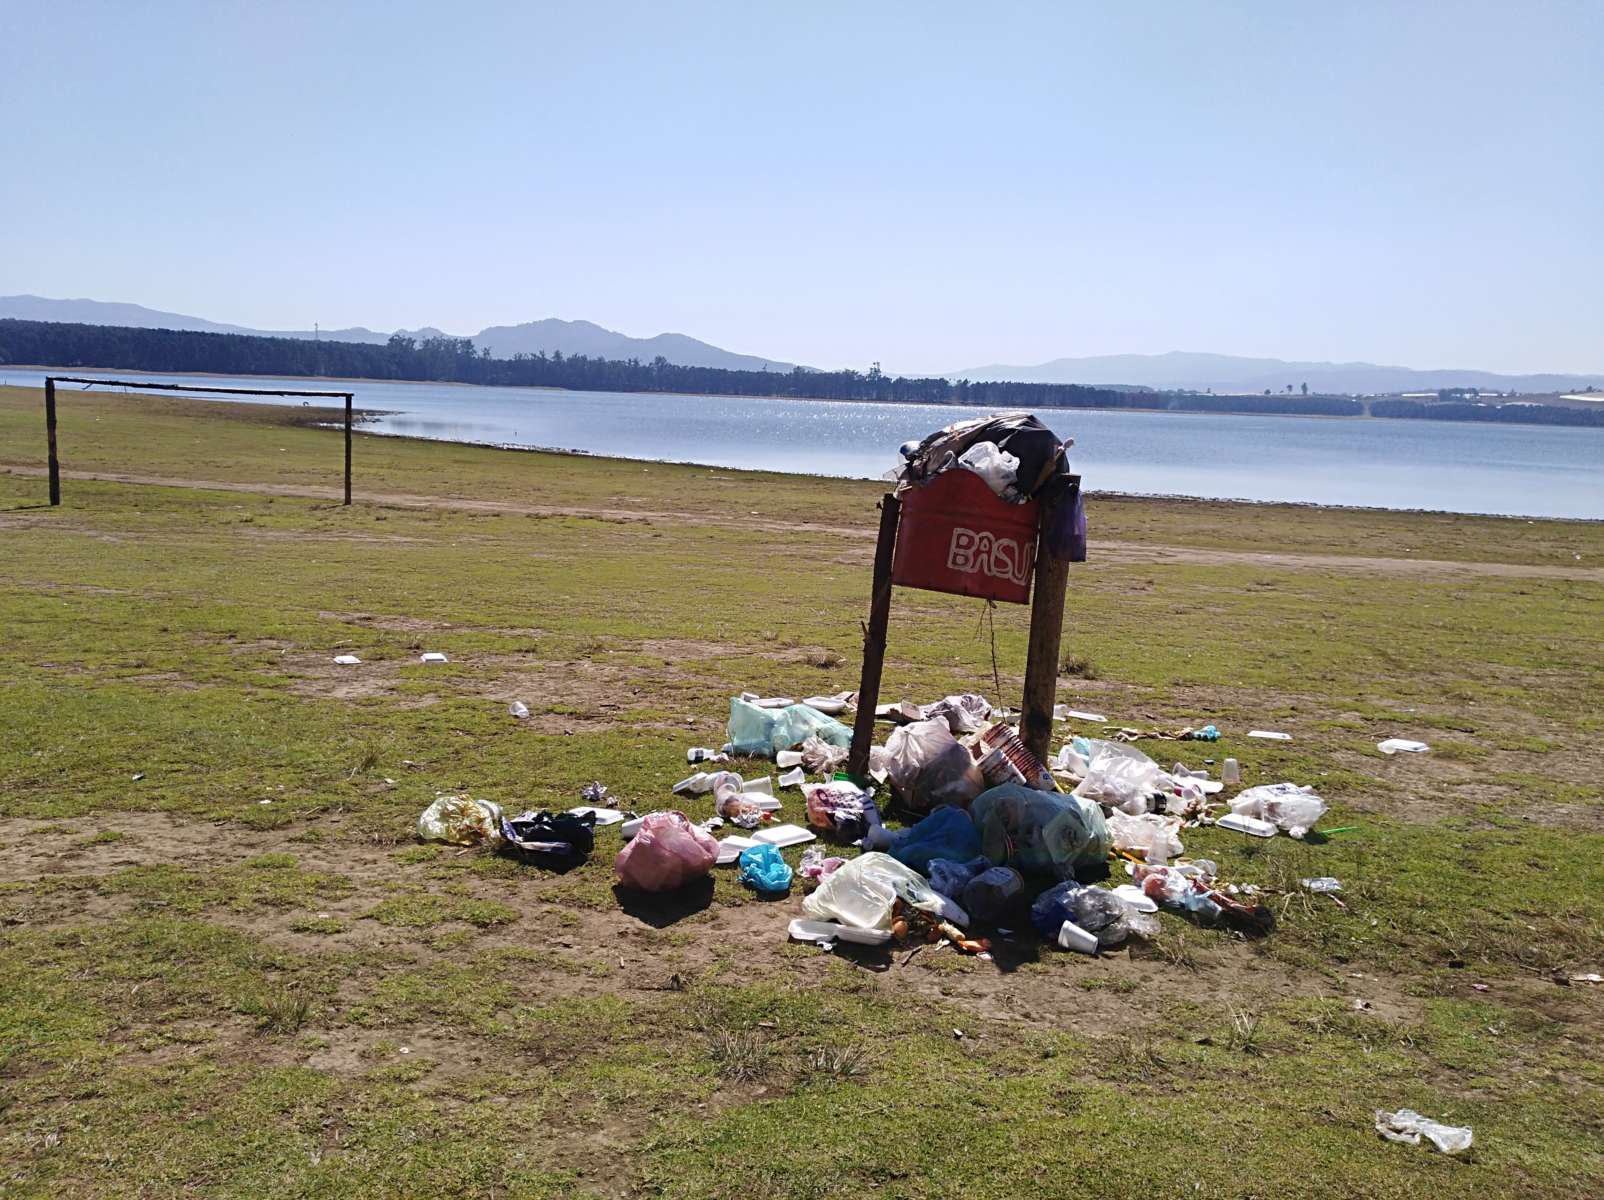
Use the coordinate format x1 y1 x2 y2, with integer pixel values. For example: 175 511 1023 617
687 747 722 764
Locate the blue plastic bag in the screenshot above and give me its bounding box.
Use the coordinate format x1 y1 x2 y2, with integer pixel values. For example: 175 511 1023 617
887 806 982 875
1030 880 1132 947
926 855 992 901
738 843 794 894
727 698 852 757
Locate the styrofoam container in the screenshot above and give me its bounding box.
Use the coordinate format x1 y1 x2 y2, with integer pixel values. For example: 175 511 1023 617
1217 812 1277 838
568 806 625 826
716 835 760 865
1055 707 1106 723
788 917 891 945
420 652 449 663
333 654 362 665
754 823 815 848
1247 730 1292 741
1112 883 1159 913
802 696 848 715
754 696 794 709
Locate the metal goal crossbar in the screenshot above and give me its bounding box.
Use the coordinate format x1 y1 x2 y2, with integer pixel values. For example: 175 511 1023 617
43 375 357 505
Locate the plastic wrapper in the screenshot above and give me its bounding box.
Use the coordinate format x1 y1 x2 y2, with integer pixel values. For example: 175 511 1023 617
417 795 503 847
797 846 846 886
921 693 993 735
1374 1109 1473 1155
1230 782 1327 839
802 852 966 931
887 806 982 875
727 697 852 758
803 781 869 840
614 811 719 892
884 718 985 813
1030 881 1149 947
737 843 793 894
1105 810 1185 863
799 734 851 776
970 783 1110 879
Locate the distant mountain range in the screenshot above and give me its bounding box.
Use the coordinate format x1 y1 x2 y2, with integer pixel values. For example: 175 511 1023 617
0 295 800 373
943 350 1604 396
6 295 1599 394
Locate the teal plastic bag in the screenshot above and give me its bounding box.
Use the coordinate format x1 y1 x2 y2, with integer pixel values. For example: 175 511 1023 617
727 698 852 757
971 783 1110 879
738 843 793 894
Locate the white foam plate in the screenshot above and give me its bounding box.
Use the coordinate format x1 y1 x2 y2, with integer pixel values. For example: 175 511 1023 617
1247 730 1292 741
716 835 760 865
333 654 362 665
420 652 449 663
568 806 625 826
802 696 848 715
754 823 815 848
753 697 794 709
1056 708 1106 723
1112 883 1159 913
788 918 891 945
1377 738 1430 755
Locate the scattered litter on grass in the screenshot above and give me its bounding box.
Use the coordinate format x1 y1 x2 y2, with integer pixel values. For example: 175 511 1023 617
755 823 816 848
1229 782 1327 839
419 651 449 663
508 700 529 718
1571 972 1603 985
334 654 362 665
131 772 145 782
1302 877 1343 893
1377 738 1430 755
1374 1109 1473 1155
1247 730 1292 741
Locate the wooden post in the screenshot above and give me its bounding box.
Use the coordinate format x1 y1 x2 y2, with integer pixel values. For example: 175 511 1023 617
1020 498 1070 765
847 493 901 778
45 377 60 506
343 394 353 505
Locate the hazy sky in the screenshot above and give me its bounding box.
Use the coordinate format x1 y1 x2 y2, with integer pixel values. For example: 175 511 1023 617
4 1 1600 373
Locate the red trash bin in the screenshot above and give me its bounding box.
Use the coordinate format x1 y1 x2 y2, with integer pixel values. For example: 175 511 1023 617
891 469 1039 604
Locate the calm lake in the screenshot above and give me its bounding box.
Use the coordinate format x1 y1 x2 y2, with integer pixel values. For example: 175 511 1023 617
9 367 1602 519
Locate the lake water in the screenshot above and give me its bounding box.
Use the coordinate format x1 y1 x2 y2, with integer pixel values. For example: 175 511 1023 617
8 367 1602 519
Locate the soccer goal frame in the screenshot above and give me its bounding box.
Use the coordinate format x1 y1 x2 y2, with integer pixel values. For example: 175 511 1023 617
43 375 357 506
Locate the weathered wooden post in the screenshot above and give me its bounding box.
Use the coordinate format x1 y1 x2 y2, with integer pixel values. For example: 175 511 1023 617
45 377 60 506
343 393 353 505
1021 496 1070 765
847 494 902 777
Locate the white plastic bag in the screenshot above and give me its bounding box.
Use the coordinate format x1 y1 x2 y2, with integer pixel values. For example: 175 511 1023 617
1374 1109 1473 1155
957 441 1020 498
1105 810 1185 863
1071 740 1172 815
1230 782 1327 839
884 718 985 812
801 852 965 930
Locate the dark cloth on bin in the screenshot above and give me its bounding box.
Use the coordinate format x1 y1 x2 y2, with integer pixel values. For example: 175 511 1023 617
899 412 1071 502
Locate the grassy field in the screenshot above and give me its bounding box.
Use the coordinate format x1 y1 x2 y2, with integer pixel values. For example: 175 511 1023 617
2 384 1602 1198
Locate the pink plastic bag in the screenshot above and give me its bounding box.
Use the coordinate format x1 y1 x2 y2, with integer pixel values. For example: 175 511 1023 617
614 811 719 892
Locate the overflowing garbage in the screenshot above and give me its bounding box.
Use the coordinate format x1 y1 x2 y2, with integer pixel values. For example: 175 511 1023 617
407 416 1369 970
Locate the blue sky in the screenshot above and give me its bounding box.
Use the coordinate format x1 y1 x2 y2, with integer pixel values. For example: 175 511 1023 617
3 1 1599 373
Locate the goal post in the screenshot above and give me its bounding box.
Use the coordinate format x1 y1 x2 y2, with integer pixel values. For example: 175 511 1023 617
43 375 356 506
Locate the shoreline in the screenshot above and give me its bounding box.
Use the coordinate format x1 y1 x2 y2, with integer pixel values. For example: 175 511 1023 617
8 362 1592 428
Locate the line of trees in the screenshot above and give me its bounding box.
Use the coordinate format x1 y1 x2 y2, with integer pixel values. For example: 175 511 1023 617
4 318 1601 427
